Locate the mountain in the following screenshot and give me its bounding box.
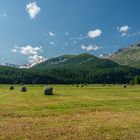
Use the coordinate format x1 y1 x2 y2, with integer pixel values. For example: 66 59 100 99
0 62 37 69
0 63 20 68
31 53 140 84
0 53 139 84
106 42 140 68
33 53 118 69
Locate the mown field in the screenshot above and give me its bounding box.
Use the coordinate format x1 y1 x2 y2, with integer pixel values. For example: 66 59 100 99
0 84 140 140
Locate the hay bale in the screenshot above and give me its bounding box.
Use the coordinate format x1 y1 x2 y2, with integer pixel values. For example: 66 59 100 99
20 87 27 92
9 85 14 90
76 85 79 87
44 87 53 95
81 85 84 87
123 85 127 88
84 83 87 86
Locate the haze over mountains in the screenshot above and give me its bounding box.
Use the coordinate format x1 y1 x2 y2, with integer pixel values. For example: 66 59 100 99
33 41 140 70
0 41 140 84
1 41 140 70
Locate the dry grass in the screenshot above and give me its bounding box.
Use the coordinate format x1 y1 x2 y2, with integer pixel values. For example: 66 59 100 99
0 110 140 140
0 85 140 140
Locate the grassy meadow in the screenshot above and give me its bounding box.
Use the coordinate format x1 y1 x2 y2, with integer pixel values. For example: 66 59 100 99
0 84 140 140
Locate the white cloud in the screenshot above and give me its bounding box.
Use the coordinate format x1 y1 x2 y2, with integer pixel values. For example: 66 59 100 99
28 54 46 66
70 35 87 41
121 32 130 37
0 11 7 18
65 42 68 46
121 32 127 37
2 13 6 17
12 45 46 67
76 36 87 40
117 25 130 37
12 45 42 55
2 11 7 17
65 32 69 36
26 2 41 19
99 54 103 57
118 26 130 32
50 41 56 46
81 44 99 51
48 32 56 37
109 53 112 57
88 29 102 39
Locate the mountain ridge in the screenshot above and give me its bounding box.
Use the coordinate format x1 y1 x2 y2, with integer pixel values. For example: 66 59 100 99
106 42 140 68
33 53 118 69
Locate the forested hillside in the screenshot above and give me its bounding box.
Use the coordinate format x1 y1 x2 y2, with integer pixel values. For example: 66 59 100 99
0 53 139 84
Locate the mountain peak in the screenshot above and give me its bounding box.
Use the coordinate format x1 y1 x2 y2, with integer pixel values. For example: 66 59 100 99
33 53 118 69
135 42 140 47
107 41 140 68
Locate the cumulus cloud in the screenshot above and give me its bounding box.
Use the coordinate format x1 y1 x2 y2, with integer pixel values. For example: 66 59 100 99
2 13 6 17
65 32 69 36
117 25 130 37
28 55 46 66
0 11 7 17
70 30 102 41
76 36 87 40
48 32 56 37
70 35 87 42
118 26 130 32
121 32 128 37
50 41 56 46
88 29 102 39
12 45 46 67
26 2 41 19
81 44 99 51
12 45 42 55
99 54 103 57
65 42 68 46
2 11 7 17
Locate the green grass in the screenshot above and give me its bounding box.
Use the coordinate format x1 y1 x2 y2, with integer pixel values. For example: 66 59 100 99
0 84 140 140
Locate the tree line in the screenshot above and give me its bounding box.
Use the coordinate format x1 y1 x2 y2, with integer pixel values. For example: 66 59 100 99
0 66 139 84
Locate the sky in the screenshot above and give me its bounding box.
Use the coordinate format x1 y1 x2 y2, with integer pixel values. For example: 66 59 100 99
0 0 140 65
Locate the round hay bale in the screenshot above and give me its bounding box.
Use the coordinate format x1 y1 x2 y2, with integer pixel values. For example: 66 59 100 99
9 85 14 90
84 83 87 86
123 85 127 88
44 87 53 95
76 85 79 87
20 87 27 92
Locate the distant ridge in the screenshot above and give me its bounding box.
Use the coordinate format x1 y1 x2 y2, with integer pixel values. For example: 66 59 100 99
0 63 20 68
0 52 139 84
105 42 140 68
33 53 118 69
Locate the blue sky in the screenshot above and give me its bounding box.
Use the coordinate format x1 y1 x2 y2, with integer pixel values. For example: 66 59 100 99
0 0 140 65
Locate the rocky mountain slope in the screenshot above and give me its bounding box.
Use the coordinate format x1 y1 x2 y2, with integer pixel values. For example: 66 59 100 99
106 42 140 68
